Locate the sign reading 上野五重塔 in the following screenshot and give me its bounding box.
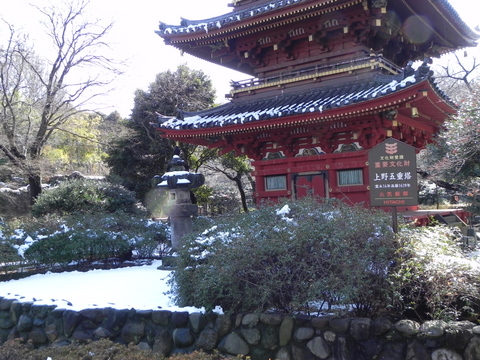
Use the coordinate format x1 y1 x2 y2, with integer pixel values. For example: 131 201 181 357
368 138 418 207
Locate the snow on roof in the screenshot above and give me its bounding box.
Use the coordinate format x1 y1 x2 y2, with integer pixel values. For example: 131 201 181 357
159 74 424 131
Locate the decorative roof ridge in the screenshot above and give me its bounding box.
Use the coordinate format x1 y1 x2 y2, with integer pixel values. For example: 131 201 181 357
157 0 325 35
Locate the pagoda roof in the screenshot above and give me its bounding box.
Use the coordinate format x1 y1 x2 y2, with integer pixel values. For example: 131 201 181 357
156 0 479 74
156 62 454 138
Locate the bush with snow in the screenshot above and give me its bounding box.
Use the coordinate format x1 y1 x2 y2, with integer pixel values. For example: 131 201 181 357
2 212 170 270
32 178 140 216
170 197 397 315
390 225 480 320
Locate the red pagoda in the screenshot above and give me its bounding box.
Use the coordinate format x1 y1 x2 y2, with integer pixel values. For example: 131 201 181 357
155 0 478 212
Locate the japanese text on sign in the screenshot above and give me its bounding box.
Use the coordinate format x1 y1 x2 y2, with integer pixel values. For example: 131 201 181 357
368 139 418 207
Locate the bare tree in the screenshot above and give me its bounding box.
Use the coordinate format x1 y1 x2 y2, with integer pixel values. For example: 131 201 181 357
434 50 480 99
0 0 121 202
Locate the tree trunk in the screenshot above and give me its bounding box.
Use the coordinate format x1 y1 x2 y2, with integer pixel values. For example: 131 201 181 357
28 173 42 204
233 175 249 213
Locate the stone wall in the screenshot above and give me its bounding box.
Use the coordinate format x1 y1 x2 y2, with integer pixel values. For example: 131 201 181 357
1 296 480 359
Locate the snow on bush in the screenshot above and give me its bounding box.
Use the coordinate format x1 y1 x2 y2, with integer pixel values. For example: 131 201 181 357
390 225 480 320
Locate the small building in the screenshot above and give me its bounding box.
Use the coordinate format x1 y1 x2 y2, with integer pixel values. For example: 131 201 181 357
154 0 478 213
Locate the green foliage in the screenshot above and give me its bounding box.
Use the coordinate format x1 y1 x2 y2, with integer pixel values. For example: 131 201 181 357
390 225 480 320
204 152 253 213
0 339 230 360
171 197 396 316
107 64 217 201
32 178 139 216
0 219 24 275
420 88 480 214
192 185 214 206
9 212 169 269
42 113 107 174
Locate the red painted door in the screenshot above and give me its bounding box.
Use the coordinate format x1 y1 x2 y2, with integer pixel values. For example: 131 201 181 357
295 173 326 199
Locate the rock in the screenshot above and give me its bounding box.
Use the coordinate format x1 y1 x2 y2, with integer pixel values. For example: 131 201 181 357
276 347 291 360
0 313 14 330
311 315 335 329
28 329 48 345
33 318 45 327
137 341 151 351
464 335 480 360
431 348 462 360
395 319 420 337
72 329 91 343
102 308 129 332
295 327 314 341
350 318 371 341
80 308 103 325
31 304 53 319
93 326 114 339
152 310 171 326
62 310 81 337
17 314 33 332
136 310 153 319
279 316 294 346
418 320 448 340
153 329 172 356
52 308 65 318
242 313 259 327
292 344 316 360
294 314 311 326
241 328 261 345
260 325 278 350
173 328 194 348
332 336 351 360
445 321 474 350
197 328 218 350
0 298 16 311
260 313 283 326
377 342 406 360
405 339 429 360
219 332 250 356
121 321 145 344
45 323 58 342
10 302 23 323
189 312 207 333
330 318 350 332
323 330 336 342
306 336 331 359
171 312 189 327
215 315 232 337
373 317 392 336
250 347 273 360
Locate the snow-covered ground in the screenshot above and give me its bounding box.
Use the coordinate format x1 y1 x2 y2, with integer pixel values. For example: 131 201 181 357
0 260 206 313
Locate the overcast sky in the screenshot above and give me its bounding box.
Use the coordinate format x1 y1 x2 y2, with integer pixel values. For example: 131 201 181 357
1 0 477 117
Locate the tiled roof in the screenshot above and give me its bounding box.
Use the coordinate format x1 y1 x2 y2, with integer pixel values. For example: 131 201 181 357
157 0 307 35
157 0 479 43
157 63 450 131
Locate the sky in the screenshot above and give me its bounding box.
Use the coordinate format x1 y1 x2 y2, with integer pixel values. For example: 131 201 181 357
0 260 210 312
1 0 478 118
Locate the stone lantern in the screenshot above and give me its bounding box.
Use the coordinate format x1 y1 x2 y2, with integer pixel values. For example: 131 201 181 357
152 151 204 252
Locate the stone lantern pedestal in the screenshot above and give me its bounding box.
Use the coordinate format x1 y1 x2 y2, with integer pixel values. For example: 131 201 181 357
152 152 205 254
165 187 198 251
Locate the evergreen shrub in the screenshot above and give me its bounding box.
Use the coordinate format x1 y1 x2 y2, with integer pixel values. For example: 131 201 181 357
0 220 24 275
170 197 397 315
12 212 169 268
32 178 139 216
390 225 480 320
